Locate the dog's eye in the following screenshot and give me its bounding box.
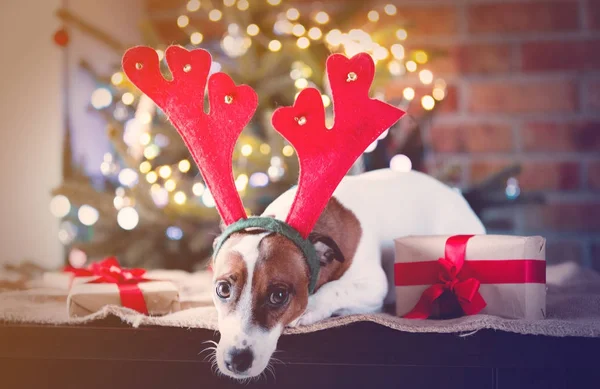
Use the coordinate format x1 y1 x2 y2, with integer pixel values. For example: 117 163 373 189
216 281 232 300
268 287 289 306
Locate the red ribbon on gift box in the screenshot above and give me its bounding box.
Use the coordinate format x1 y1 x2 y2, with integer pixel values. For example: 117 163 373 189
395 235 546 319
67 257 150 315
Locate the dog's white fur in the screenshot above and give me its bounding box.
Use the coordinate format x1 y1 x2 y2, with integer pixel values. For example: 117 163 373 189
213 169 486 378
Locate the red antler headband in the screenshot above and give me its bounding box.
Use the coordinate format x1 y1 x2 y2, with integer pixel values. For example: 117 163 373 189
123 46 405 293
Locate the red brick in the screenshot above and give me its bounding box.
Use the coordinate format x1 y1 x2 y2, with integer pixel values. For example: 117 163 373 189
587 80 600 111
470 160 581 190
546 240 584 264
396 7 458 37
430 123 513 153
409 44 513 75
468 2 580 34
523 202 600 232
587 0 600 30
518 161 581 191
521 122 600 152
469 160 511 183
589 161 600 190
522 40 600 72
468 80 578 114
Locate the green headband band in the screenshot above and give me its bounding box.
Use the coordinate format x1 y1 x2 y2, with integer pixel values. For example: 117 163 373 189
213 217 320 294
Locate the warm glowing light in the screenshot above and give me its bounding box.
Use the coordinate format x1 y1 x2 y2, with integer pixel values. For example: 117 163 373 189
192 182 205 196
308 27 322 40
364 140 378 153
421 95 435 110
322 94 331 107
177 15 190 28
237 0 249 10
158 165 172 179
373 46 389 60
367 10 379 22
406 60 417 72
250 172 269 188
91 88 112 109
315 11 329 24
190 32 203 45
286 8 300 20
138 112 152 124
419 69 434 85
122 92 134 105
117 207 139 230
178 160 191 173
78 205 99 226
384 4 397 15
292 24 305 37
139 132 151 146
403 87 415 101
223 0 235 6
144 145 160 160
50 195 71 218
146 171 158 184
325 29 343 45
433 87 445 101
241 144 253 156
391 44 404 60
297 37 310 49
282 145 294 157
187 0 201 12
247 24 260 36
390 154 412 172
388 60 402 76
111 72 124 85
274 19 293 35
396 28 407 40
295 78 308 89
165 179 176 192
139 161 152 174
267 0 281 5
118 168 139 188
415 50 428 64
202 190 216 207
260 143 271 154
174 191 187 205
235 174 249 191
209 9 222 21
268 40 282 52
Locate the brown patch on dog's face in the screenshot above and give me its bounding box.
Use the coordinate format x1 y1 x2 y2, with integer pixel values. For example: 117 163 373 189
251 234 310 329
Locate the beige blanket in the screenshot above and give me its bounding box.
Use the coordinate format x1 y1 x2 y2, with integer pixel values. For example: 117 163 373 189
1 262 599 337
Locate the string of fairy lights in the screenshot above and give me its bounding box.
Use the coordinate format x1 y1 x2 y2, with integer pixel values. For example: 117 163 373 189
50 0 447 244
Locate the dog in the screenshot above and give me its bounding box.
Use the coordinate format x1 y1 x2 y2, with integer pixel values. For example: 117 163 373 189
210 168 486 378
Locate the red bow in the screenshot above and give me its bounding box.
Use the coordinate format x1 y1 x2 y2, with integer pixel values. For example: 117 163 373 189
403 235 486 319
67 257 150 315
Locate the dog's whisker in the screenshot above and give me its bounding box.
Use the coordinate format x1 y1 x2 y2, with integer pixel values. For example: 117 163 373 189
202 340 218 347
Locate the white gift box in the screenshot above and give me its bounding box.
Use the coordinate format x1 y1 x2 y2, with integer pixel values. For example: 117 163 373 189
394 235 546 320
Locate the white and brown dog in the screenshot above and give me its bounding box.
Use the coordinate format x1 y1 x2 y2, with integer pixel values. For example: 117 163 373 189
211 168 486 378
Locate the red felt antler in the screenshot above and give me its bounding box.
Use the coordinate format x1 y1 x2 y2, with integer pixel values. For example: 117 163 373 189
271 53 405 238
122 46 257 225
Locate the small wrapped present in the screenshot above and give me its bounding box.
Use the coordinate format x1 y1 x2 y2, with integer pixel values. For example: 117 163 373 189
394 235 546 320
67 260 180 317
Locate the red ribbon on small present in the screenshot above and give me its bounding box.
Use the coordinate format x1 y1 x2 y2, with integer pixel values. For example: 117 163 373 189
402 235 485 319
68 257 150 315
395 235 546 319
63 257 120 277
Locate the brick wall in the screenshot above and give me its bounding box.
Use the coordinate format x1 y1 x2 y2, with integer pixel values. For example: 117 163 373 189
388 0 599 269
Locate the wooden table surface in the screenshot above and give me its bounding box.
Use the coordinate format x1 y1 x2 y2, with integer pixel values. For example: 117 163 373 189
1 319 599 389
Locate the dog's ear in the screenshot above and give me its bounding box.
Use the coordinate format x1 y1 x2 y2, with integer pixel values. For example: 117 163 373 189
308 232 345 267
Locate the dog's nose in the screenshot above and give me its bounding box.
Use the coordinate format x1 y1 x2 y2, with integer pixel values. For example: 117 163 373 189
224 347 253 374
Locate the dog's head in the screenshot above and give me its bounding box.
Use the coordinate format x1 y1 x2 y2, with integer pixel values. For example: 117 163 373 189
211 229 344 379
